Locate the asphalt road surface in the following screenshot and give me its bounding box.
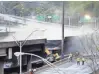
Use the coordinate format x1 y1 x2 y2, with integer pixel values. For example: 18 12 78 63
0 13 95 40
35 60 99 74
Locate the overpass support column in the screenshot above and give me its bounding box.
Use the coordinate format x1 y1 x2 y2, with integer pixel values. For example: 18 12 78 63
0 61 4 74
0 48 7 74
8 48 12 59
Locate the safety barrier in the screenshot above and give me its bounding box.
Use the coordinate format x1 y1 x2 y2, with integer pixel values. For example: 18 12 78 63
23 57 69 74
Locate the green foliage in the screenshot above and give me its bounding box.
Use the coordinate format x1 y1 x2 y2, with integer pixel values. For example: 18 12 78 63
35 7 43 15
1 1 34 16
1 1 99 17
68 1 99 17
96 47 99 51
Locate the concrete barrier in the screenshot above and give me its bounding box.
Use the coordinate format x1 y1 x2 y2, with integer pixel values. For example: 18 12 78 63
23 57 68 74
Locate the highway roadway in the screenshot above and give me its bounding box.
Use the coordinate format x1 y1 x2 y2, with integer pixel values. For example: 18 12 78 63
0 14 96 55
1 13 99 74
0 13 95 40
0 13 99 55
34 58 99 74
18 57 99 74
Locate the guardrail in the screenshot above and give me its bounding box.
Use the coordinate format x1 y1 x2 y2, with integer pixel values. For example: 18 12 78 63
23 57 69 74
5 14 83 29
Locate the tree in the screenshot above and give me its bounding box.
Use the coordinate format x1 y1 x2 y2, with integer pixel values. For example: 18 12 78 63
68 1 99 17
78 28 99 74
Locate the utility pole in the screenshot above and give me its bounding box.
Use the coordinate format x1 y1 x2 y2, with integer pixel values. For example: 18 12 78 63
61 1 64 59
19 42 22 74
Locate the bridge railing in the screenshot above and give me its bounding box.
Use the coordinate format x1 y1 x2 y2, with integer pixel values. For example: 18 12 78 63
22 57 69 74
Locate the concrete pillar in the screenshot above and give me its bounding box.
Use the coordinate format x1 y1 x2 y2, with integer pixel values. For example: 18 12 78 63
0 48 6 74
8 48 12 59
17 56 20 65
0 61 4 74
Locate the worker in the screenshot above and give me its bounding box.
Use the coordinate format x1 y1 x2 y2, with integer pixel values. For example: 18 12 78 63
82 57 86 65
47 53 54 62
76 57 81 65
75 51 79 57
29 69 33 74
54 53 60 61
29 69 36 74
68 53 73 62
45 48 54 62
45 48 51 56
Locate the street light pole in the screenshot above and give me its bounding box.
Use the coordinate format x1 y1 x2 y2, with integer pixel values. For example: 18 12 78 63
14 52 64 74
12 29 45 74
19 42 22 74
61 1 64 58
